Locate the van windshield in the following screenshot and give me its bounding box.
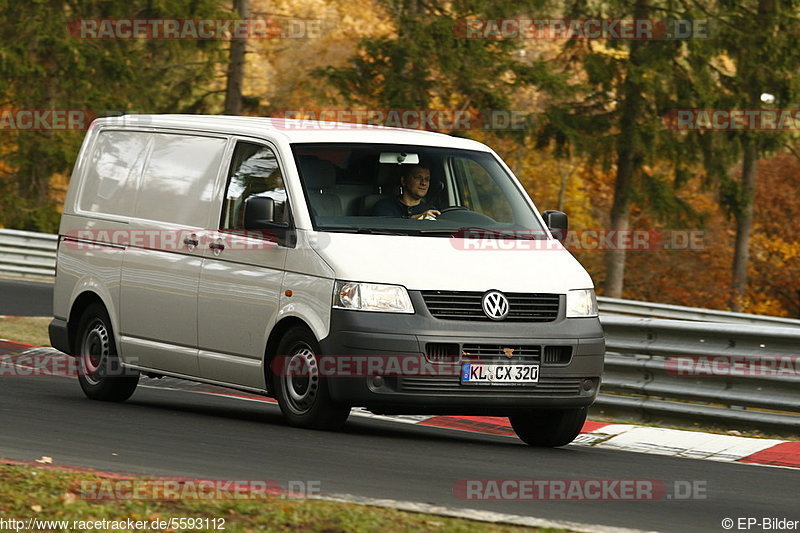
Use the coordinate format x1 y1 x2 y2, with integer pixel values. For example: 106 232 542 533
291 143 547 238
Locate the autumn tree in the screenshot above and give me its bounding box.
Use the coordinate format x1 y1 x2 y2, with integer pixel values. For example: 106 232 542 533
223 0 250 115
0 0 228 231
749 152 800 316
689 0 800 310
317 0 564 114
538 0 714 298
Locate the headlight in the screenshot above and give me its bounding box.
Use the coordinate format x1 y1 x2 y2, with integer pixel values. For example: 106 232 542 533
566 289 598 318
333 281 414 313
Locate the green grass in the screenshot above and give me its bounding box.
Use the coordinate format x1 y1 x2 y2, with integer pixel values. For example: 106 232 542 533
0 316 51 346
0 465 567 533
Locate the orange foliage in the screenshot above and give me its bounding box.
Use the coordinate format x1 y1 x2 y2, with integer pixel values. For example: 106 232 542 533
490 136 798 317
747 153 800 316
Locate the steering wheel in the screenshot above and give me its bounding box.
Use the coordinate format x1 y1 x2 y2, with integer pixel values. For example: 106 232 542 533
438 205 468 214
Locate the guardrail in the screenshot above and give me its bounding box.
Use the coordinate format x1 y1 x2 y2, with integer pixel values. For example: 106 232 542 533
0 229 57 279
598 296 800 328
595 316 800 432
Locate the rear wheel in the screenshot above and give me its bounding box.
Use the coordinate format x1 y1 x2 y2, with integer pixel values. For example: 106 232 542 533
509 407 587 447
271 326 350 430
76 303 139 402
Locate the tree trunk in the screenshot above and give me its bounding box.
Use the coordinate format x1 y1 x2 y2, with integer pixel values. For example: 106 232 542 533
556 162 571 212
604 145 634 298
223 0 249 115
729 140 757 311
603 0 649 298
728 0 773 311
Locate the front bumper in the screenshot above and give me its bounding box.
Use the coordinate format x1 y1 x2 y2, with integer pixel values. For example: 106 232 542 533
317 292 605 415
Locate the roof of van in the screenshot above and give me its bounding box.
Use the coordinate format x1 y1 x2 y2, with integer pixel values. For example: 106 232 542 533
93 114 493 151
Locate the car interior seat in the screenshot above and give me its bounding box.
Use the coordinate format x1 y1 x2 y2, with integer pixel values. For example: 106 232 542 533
298 156 343 217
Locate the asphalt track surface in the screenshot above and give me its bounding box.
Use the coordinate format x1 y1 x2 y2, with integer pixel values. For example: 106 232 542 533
0 371 797 533
0 277 53 316
0 279 798 532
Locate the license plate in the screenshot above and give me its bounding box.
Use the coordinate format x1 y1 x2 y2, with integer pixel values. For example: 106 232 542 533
460 364 539 384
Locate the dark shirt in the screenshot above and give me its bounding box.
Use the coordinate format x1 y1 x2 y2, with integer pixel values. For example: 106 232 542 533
372 197 437 218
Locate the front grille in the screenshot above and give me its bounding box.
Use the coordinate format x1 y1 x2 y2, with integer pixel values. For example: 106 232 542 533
425 342 460 363
398 376 582 395
543 346 573 365
461 344 540 364
421 291 559 322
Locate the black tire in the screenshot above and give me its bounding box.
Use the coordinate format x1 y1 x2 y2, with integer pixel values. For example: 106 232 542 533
271 326 350 430
76 303 139 402
509 407 587 447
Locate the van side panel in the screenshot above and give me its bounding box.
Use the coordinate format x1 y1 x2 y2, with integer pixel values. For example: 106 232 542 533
279 230 336 342
118 133 227 376
54 125 142 352
197 250 285 389
53 217 125 355
54 124 101 325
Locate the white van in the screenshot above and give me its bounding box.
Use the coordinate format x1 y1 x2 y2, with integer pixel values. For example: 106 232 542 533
49 115 604 447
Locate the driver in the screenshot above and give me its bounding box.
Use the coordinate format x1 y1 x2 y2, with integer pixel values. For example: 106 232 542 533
371 165 441 220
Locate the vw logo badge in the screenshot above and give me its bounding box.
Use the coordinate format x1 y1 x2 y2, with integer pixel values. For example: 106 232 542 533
482 290 509 320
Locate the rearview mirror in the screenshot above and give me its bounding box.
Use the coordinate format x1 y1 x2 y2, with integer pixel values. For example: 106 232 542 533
542 210 568 242
244 196 276 230
379 152 420 165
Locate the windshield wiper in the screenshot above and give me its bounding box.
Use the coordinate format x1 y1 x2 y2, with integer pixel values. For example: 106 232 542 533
321 227 410 236
414 229 461 236
320 227 545 239
417 228 544 240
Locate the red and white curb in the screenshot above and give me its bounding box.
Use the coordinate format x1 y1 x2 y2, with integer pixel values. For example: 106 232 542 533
404 414 800 469
2 339 799 470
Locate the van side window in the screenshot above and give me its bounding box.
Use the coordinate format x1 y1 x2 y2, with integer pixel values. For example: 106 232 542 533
79 131 151 216
136 133 227 227
222 142 288 230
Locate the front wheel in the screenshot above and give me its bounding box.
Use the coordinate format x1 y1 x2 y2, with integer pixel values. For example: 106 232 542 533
509 407 587 447
271 326 350 430
76 303 139 402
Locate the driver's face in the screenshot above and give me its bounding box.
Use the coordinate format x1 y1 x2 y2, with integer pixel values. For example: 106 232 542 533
402 167 431 200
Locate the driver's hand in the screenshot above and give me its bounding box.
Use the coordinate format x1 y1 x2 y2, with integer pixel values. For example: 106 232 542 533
413 209 441 220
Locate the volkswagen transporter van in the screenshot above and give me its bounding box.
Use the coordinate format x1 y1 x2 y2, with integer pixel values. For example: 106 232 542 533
49 115 604 447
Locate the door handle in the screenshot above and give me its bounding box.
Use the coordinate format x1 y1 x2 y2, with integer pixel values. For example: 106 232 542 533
183 237 199 247
209 242 225 252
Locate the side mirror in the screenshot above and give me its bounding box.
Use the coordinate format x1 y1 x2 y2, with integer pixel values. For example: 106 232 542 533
244 196 277 230
542 210 568 242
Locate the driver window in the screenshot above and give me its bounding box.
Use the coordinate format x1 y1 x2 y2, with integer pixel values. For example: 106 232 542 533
222 142 288 230
453 157 514 223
